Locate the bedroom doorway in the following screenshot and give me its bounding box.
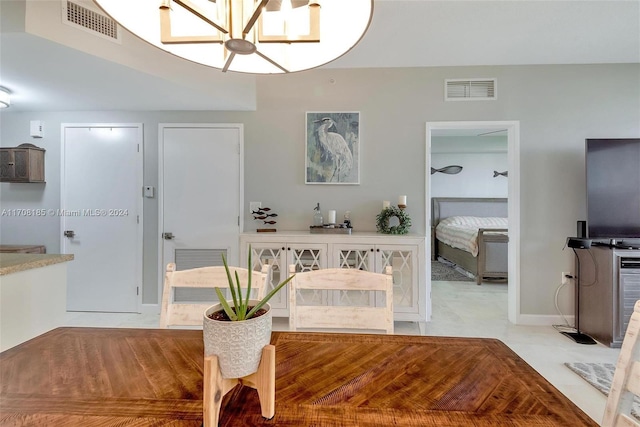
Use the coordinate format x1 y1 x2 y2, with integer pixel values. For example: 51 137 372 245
426 121 520 324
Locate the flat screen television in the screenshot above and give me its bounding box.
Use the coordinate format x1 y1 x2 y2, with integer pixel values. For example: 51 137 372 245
586 138 640 242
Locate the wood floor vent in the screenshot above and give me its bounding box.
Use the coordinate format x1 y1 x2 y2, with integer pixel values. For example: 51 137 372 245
62 1 121 43
445 78 497 101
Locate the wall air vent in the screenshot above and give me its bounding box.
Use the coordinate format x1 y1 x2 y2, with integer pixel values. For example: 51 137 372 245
62 1 121 43
445 79 496 101
173 248 227 303
175 249 226 271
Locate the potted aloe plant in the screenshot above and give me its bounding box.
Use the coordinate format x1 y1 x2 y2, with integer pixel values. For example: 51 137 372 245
203 246 294 378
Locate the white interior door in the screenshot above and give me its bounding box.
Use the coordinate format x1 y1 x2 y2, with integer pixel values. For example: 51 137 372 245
160 124 242 278
62 125 142 312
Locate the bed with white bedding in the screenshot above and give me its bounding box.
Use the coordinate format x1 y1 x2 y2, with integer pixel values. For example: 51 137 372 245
432 198 509 284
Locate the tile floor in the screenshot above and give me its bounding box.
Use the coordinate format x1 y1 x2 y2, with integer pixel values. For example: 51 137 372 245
64 279 620 424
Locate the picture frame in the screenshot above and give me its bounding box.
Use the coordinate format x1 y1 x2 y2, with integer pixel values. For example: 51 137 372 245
305 111 360 185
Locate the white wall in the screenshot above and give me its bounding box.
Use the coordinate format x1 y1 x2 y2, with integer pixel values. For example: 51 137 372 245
431 136 508 198
1 63 638 318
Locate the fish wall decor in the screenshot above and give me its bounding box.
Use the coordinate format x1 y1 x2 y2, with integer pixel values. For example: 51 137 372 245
431 165 463 175
253 207 278 232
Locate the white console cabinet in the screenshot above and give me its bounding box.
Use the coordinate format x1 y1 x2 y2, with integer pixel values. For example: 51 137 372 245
240 231 428 323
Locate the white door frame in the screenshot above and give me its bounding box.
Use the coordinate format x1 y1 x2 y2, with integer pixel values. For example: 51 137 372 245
60 123 144 312
157 123 245 307
426 120 521 324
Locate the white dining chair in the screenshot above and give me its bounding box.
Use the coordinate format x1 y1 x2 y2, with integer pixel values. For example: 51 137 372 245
160 263 271 328
602 299 640 427
288 265 394 334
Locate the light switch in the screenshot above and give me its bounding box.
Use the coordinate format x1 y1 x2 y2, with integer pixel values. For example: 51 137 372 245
249 202 261 213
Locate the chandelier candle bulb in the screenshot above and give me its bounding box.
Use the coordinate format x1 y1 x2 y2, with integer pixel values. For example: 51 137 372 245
327 210 336 224
399 195 407 206
383 201 391 209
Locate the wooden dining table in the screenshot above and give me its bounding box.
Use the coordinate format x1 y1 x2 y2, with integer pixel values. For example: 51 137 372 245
0 327 596 426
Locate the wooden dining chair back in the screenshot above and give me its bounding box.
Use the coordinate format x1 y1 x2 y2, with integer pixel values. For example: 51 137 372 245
288 265 394 334
160 263 271 328
603 299 640 427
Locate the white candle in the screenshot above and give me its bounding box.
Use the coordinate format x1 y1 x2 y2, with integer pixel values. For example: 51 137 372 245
328 210 336 224
383 200 391 209
399 195 407 205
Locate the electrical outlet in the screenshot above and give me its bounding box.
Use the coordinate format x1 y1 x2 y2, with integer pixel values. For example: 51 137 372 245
249 202 261 214
561 272 571 285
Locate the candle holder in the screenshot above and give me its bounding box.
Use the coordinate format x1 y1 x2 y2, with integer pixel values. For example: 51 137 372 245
398 204 406 210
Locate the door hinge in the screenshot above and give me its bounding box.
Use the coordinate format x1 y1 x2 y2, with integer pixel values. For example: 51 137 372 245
137 144 140 153
238 216 240 226
137 215 139 224
137 286 139 296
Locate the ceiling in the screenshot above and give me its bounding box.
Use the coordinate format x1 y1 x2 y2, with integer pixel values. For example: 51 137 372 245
1 0 638 112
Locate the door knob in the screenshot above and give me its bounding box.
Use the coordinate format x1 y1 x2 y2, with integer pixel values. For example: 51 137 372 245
163 232 175 240
64 230 75 238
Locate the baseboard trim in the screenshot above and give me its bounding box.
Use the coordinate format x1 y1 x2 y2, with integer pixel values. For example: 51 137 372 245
139 304 160 315
517 314 575 326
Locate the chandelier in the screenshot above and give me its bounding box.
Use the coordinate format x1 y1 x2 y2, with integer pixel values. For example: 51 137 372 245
93 0 374 74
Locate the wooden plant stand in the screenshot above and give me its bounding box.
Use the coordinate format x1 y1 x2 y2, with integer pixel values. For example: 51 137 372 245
203 344 275 426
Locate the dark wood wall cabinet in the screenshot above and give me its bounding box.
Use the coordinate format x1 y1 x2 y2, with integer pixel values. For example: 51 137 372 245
0 143 45 183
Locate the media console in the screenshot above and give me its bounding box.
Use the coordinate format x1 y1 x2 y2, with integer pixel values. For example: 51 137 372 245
576 246 640 347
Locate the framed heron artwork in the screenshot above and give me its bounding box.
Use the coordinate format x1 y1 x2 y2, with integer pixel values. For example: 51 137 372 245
305 112 360 184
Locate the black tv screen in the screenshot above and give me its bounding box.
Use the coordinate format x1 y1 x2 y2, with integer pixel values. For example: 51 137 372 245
586 138 640 239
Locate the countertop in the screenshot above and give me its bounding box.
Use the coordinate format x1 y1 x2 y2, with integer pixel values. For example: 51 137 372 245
0 245 46 254
0 253 74 276
240 230 426 238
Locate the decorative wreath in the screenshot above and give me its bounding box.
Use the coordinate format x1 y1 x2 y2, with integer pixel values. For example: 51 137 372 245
376 206 412 235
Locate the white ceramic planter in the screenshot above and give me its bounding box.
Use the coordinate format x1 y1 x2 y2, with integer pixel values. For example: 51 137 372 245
203 300 272 379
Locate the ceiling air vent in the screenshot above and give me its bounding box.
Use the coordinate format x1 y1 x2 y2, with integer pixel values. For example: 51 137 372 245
445 79 496 101
62 1 121 43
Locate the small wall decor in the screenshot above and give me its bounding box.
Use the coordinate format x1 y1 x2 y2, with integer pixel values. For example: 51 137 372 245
431 165 463 175
252 207 278 232
306 112 360 184
493 170 508 178
376 206 411 235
